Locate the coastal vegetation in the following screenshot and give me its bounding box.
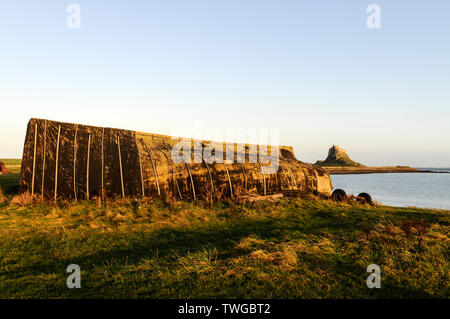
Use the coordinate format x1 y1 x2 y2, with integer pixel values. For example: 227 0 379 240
0 160 448 298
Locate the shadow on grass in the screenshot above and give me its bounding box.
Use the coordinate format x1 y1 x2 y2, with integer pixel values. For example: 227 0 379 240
0 173 20 195
2 200 446 298
4 210 364 277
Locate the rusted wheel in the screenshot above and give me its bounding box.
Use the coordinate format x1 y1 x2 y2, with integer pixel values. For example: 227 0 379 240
331 189 347 202
358 192 373 205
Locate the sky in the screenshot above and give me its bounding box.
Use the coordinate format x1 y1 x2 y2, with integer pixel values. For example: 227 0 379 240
1 0 449 167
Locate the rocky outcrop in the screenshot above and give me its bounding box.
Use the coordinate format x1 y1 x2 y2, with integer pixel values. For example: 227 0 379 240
316 145 364 167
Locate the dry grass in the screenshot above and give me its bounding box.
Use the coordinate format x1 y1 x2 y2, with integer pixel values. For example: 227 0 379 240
0 195 448 298
10 192 46 206
0 187 6 204
233 235 336 272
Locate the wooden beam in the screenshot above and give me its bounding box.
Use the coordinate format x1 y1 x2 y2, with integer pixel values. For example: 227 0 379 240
223 163 233 199
31 123 37 196
117 135 125 198
184 161 196 200
101 128 104 198
202 159 215 200
41 120 47 196
73 125 78 201
142 141 161 197
54 125 61 202
135 136 145 198
157 146 181 199
257 159 267 196
86 134 91 200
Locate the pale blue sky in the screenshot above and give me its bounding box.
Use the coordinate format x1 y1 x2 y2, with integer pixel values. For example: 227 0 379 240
1 1 449 166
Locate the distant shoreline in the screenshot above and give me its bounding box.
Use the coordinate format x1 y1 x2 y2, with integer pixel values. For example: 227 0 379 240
321 166 448 175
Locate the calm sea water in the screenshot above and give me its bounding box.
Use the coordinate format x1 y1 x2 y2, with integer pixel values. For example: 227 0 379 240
331 169 450 210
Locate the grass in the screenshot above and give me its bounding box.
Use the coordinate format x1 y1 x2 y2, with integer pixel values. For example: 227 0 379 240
0 160 448 298
0 198 448 298
0 159 21 173
0 159 20 195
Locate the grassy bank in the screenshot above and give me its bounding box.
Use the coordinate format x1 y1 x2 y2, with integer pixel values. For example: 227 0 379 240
0 194 448 298
0 159 448 298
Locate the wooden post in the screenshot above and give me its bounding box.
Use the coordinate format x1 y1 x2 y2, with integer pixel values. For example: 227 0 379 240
117 135 125 198
73 125 78 201
257 160 267 196
224 163 233 199
101 128 104 198
41 120 47 196
203 159 215 199
135 136 145 198
142 141 161 197
184 161 196 200
54 125 61 202
173 164 182 199
157 146 181 199
31 123 37 196
86 134 91 200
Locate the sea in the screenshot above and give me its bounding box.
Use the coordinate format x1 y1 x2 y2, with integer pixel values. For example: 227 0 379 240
331 168 450 210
